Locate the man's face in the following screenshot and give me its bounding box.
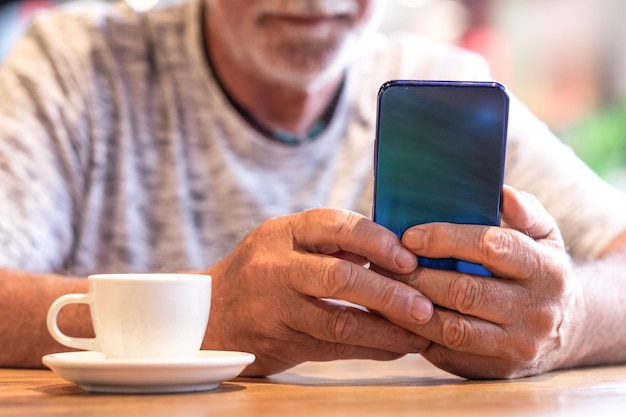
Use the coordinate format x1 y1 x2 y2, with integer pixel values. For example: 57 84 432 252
206 0 383 92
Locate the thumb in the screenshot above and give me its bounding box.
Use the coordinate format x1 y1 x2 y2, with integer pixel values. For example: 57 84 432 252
501 185 563 245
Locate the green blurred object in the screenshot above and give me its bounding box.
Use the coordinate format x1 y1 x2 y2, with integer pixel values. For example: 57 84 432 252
561 97 626 185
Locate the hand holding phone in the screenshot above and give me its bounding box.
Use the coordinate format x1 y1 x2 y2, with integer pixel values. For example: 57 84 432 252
373 80 509 276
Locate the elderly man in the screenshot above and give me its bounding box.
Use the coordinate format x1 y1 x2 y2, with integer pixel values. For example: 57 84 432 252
1 0 626 379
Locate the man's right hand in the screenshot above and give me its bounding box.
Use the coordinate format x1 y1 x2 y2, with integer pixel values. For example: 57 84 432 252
202 208 433 376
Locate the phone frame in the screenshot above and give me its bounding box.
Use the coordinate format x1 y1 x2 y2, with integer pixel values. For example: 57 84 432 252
372 80 509 276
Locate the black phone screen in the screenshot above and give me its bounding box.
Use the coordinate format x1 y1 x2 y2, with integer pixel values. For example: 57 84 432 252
373 80 509 276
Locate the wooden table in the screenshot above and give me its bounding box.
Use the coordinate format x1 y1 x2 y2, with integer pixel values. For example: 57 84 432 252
2 354 626 416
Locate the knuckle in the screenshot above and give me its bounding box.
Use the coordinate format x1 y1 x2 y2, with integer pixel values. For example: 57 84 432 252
449 275 483 313
321 260 359 297
327 308 360 344
531 304 561 339
507 307 561 365
256 216 283 238
480 228 516 265
250 216 292 254
441 315 472 350
376 284 405 314
245 246 274 278
318 209 374 244
320 208 355 236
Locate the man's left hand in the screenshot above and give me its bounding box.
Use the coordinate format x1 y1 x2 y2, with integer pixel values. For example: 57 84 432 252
387 185 583 379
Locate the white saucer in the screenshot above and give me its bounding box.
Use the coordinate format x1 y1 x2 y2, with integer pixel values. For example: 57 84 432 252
42 350 255 394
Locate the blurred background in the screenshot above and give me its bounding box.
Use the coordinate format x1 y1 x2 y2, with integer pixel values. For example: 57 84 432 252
381 0 626 190
1 0 625 188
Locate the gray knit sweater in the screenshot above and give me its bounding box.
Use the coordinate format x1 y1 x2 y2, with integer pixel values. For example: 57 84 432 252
1 0 624 275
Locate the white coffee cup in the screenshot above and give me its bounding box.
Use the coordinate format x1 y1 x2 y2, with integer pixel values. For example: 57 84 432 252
47 273 212 360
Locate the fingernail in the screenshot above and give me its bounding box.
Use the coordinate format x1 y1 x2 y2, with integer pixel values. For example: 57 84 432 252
404 229 426 251
395 248 417 269
410 295 433 322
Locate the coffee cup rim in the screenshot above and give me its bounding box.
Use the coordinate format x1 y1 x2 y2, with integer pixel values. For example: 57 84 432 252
87 273 211 282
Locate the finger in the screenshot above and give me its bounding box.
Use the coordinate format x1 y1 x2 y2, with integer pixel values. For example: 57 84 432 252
394 306 509 361
402 222 539 280
501 185 563 246
278 336 407 364
244 336 405 376
286 297 431 355
291 208 418 274
402 185 565 280
421 344 507 380
329 250 370 266
286 253 433 323
421 342 531 380
399 266 521 324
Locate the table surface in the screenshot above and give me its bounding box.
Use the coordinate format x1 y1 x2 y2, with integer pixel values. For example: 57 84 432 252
2 354 626 417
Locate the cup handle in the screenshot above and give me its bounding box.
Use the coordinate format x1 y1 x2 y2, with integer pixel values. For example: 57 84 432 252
47 293 99 352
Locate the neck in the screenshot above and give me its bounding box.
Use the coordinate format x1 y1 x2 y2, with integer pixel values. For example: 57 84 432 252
204 14 344 139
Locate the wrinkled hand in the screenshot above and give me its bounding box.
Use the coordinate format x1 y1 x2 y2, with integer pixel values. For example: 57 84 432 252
389 185 583 379
203 208 433 376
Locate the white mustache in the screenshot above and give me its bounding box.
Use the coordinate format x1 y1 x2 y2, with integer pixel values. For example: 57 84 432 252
254 0 359 16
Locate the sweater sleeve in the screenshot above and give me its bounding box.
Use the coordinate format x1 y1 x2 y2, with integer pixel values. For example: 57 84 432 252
504 94 626 261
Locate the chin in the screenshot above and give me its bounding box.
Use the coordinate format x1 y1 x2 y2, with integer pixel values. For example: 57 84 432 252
263 66 342 93
253 45 356 92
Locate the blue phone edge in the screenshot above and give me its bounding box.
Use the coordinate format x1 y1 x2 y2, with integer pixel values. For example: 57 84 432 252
372 80 510 277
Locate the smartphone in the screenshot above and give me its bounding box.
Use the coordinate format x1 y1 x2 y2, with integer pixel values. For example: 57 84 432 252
373 80 509 276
